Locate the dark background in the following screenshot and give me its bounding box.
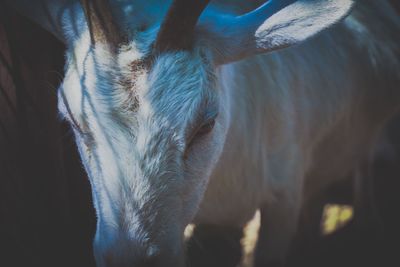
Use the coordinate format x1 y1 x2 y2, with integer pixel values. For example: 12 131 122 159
0 1 399 267
0 3 96 267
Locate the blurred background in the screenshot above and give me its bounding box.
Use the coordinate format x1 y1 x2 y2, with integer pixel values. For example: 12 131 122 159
0 1 399 267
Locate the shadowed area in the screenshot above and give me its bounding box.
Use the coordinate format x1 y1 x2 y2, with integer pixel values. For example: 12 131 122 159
183 119 400 267
0 4 96 267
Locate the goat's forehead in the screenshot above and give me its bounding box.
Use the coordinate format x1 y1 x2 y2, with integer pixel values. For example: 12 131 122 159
60 44 216 132
140 52 216 118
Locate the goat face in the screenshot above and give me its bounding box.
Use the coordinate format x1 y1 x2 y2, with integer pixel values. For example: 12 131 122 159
57 0 354 266
58 33 225 266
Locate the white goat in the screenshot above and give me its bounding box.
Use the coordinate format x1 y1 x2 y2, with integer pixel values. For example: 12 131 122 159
8 0 400 266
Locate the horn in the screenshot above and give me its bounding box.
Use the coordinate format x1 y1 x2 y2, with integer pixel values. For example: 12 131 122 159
80 0 123 47
153 0 211 53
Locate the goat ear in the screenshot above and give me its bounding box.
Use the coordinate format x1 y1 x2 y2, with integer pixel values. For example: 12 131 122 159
208 0 354 65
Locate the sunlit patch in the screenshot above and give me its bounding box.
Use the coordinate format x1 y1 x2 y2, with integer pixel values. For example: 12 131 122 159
321 204 353 235
184 224 195 241
241 210 261 267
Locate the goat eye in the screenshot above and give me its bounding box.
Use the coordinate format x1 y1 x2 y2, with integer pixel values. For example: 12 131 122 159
186 118 216 152
196 119 215 137
184 119 216 157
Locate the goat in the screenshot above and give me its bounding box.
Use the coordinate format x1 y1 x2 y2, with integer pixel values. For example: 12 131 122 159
7 0 400 266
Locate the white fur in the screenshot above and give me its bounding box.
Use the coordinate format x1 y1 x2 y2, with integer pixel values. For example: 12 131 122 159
198 0 354 64
13 0 400 266
254 0 354 49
